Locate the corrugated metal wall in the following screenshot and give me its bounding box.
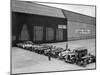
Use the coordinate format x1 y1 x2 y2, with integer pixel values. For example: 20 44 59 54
62 10 96 40
67 21 96 40
12 0 65 18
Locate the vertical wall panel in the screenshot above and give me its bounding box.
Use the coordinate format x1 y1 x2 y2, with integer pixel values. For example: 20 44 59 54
68 21 96 40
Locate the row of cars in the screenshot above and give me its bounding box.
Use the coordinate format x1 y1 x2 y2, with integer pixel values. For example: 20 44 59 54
59 48 95 67
13 41 96 67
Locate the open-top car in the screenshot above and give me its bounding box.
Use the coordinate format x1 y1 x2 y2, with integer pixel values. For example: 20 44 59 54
58 49 71 60
65 52 77 64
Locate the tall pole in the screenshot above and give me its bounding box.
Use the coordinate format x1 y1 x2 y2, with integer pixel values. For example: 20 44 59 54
66 42 68 49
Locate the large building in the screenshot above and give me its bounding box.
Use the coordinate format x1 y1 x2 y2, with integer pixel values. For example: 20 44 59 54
62 10 96 40
12 0 96 44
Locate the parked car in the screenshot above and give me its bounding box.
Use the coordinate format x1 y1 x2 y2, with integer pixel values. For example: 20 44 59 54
16 42 25 48
31 45 51 54
75 56 88 67
73 48 88 58
58 49 71 60
64 47 96 67
16 41 34 50
65 52 77 64
49 47 64 58
43 45 55 56
76 54 96 67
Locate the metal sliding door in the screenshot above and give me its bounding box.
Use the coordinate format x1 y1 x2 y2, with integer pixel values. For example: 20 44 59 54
20 24 30 40
56 29 63 41
33 26 43 41
46 27 54 41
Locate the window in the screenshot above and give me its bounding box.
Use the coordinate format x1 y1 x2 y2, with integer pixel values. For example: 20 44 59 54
58 25 67 29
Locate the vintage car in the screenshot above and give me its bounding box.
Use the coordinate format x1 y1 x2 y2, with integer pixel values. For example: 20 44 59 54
43 46 64 58
58 49 71 60
43 48 50 55
75 57 88 67
48 47 64 58
76 54 96 67
64 48 96 67
73 48 88 58
16 41 26 48
43 46 56 56
59 47 87 59
30 45 40 52
16 41 34 50
64 52 77 64
31 45 51 54
24 41 35 50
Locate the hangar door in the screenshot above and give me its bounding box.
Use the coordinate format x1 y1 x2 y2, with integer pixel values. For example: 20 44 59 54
33 26 43 41
56 29 63 41
46 27 54 41
20 24 30 40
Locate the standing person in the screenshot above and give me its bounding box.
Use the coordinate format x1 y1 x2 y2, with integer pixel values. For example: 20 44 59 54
48 51 51 61
48 45 52 61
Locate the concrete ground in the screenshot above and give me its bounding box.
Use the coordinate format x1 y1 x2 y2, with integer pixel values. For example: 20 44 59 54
11 39 96 74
